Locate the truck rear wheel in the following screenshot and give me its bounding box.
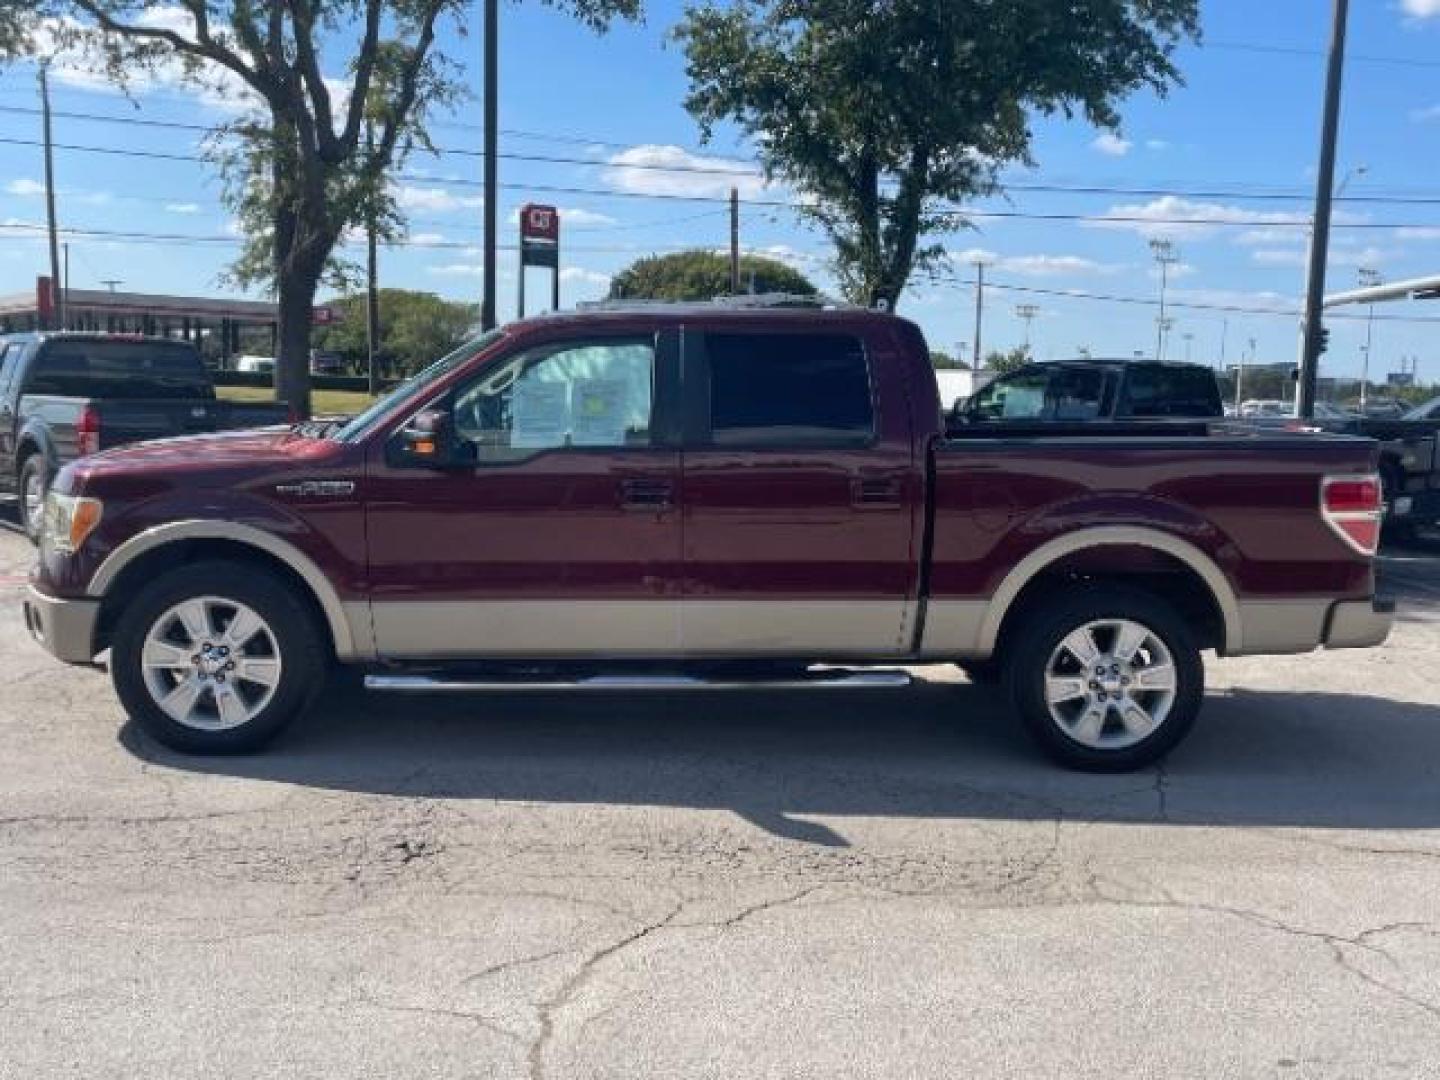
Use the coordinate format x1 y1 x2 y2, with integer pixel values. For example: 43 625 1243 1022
1004 586 1203 772
110 561 327 754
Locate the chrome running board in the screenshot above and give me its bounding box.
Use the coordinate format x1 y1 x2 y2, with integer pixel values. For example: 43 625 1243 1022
364 670 912 693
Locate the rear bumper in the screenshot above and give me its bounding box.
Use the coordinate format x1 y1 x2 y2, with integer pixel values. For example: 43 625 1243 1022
22 584 100 664
1324 596 1395 650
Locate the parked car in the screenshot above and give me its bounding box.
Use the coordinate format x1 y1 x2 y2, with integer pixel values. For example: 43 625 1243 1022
1403 395 1440 422
235 355 276 375
0 333 292 539
952 358 1224 434
25 302 1391 771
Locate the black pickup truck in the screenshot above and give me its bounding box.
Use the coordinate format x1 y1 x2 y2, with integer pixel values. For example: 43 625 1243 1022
0 333 290 538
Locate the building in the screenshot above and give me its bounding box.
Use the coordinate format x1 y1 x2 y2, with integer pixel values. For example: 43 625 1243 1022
0 277 335 368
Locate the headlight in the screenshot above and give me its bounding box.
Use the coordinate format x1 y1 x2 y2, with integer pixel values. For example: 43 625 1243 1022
42 493 103 554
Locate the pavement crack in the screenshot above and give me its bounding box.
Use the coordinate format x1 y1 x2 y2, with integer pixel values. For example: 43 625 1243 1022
460 946 574 986
528 901 687 1080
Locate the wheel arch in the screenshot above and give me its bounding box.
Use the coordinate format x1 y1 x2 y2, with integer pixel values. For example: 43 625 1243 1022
89 522 371 660
982 526 1240 657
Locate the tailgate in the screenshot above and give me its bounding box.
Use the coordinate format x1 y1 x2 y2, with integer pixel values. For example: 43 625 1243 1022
94 398 241 448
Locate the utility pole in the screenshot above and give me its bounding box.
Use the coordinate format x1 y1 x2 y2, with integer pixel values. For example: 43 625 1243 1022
1149 238 1178 361
1218 318 1228 373
365 118 381 397
729 187 740 294
1237 337 1256 415
1016 303 1039 354
1182 331 1194 364
480 0 498 331
39 63 64 333
62 241 70 330
1297 0 1351 419
101 279 122 293
971 259 988 369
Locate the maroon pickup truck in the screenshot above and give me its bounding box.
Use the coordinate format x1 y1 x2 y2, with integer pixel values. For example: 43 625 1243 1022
24 302 1393 771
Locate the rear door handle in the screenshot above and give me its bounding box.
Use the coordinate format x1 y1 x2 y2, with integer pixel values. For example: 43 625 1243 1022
619 476 674 510
852 476 903 506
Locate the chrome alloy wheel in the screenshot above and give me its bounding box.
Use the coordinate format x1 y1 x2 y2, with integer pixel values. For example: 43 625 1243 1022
140 597 283 731
1042 618 1177 750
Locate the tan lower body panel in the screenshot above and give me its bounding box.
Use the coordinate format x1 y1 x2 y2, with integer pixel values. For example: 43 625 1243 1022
1230 600 1330 655
368 599 911 659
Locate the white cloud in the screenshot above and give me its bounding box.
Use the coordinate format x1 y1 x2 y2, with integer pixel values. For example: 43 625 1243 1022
1251 245 1393 268
1411 103 1440 123
427 263 485 277
1401 0 1440 17
163 202 201 214
951 247 1122 277
408 231 447 245
602 145 770 200
1235 227 1307 247
395 185 484 213
1085 195 1317 240
560 267 611 288
6 176 108 204
1169 287 1296 313
1395 226 1440 241
1090 132 1132 157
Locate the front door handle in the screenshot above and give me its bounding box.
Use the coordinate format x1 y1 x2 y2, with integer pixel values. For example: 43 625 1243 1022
619 476 674 510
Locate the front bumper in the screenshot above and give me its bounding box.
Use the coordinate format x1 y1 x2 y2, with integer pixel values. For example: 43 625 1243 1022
22 584 100 664
1325 597 1395 650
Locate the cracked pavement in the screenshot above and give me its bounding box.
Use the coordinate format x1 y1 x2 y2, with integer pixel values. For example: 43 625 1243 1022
4 519 1440 1078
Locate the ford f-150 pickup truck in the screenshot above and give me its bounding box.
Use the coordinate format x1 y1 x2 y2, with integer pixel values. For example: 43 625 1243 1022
24 301 1394 771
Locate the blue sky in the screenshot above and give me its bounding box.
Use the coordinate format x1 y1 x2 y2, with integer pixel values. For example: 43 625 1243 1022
1 0 1439 383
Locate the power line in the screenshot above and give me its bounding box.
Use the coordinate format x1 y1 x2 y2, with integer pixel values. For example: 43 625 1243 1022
8 104 1440 206
10 134 1440 231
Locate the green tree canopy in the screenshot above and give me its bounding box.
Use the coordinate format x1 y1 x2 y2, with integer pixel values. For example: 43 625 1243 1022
608 249 817 301
25 0 640 415
985 346 1031 375
312 288 477 377
677 0 1198 309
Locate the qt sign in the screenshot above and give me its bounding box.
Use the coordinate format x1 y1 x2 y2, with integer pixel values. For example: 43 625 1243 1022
521 204 559 244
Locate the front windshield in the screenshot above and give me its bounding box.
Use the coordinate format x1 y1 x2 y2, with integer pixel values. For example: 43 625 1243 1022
330 329 506 442
1403 396 1440 421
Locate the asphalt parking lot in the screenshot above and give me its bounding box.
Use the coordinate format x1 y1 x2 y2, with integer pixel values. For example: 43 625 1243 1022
3 515 1440 1078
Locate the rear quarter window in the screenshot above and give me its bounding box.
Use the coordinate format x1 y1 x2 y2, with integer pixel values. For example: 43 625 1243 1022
26 340 212 400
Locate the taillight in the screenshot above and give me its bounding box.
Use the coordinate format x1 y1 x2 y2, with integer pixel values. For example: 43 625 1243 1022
1321 473 1383 556
76 405 101 457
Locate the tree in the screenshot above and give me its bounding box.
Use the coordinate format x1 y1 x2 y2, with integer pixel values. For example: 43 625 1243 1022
312 288 477 377
608 249 817 301
985 346 1030 375
677 0 1198 310
36 0 639 415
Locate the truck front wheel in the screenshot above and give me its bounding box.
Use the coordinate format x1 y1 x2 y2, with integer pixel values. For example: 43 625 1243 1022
1004 586 1203 772
18 454 48 543
110 561 327 754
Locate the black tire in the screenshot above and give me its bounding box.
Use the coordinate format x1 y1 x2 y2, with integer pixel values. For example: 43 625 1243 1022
111 560 328 754
1003 585 1204 772
955 659 1003 686
17 454 48 544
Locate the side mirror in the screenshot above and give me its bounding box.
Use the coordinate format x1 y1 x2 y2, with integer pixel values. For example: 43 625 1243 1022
390 406 458 468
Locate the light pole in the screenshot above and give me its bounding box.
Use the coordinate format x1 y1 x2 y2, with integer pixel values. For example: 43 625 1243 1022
1357 265 1381 411
971 258 990 369
1016 303 1039 355
1150 238 1179 361
480 0 498 331
1182 331 1194 364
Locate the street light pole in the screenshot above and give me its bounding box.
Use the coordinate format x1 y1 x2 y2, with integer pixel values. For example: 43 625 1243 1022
1357 266 1380 412
1149 238 1178 361
39 63 64 332
971 259 988 369
1016 303 1039 355
1296 0 1351 419
480 0 498 331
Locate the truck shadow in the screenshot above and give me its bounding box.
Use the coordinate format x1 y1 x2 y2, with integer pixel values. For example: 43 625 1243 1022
120 675 1440 842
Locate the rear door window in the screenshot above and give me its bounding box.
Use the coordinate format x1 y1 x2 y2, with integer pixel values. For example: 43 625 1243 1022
1120 366 1223 418
701 332 873 445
